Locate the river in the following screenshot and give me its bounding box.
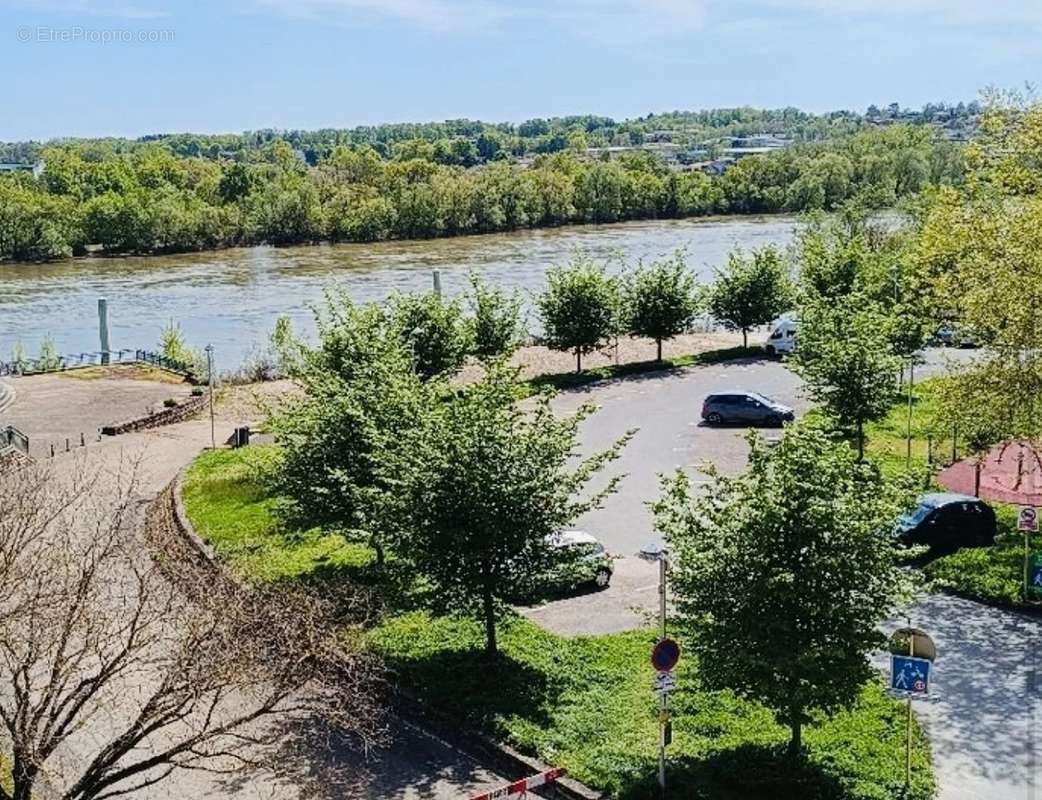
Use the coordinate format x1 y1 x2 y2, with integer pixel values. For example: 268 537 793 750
0 215 801 369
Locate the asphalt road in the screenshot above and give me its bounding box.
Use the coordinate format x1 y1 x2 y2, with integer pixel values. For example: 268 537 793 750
529 347 1042 800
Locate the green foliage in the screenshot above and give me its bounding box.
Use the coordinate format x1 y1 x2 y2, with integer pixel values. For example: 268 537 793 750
913 93 1042 448
37 334 59 370
397 363 630 653
708 246 792 347
654 426 913 754
369 612 934 800
9 340 25 367
621 252 701 361
538 255 620 372
466 272 525 361
388 290 472 380
0 108 966 263
158 318 204 375
791 296 902 459
182 447 374 583
266 294 429 562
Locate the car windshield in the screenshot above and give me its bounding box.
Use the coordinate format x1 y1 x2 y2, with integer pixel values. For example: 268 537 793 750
749 392 776 405
905 503 935 525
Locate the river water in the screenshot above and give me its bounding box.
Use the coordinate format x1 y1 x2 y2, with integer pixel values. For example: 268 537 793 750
0 215 801 369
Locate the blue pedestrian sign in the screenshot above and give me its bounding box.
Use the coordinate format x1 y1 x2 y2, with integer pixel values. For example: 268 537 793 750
891 655 930 696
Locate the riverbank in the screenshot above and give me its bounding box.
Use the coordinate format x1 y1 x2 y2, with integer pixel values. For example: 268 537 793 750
0 211 799 270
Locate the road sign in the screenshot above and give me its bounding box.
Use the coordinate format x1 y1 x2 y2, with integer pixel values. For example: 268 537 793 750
654 671 677 694
891 655 930 696
888 628 937 662
1028 553 1042 599
1019 506 1040 533
651 638 681 672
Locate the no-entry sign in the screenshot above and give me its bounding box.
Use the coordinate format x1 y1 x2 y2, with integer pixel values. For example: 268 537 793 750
1019 506 1040 533
651 638 681 673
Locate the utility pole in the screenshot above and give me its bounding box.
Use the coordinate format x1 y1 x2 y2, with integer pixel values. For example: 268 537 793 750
905 360 915 470
658 552 667 795
207 345 217 449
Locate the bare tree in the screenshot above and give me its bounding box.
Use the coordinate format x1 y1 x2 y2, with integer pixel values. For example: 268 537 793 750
0 459 383 800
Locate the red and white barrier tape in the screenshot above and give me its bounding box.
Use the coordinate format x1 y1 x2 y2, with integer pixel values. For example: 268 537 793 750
469 767 566 799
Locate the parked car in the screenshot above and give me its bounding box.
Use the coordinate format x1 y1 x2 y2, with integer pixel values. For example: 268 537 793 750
765 316 798 356
701 392 795 427
932 324 980 349
543 530 614 590
894 493 997 553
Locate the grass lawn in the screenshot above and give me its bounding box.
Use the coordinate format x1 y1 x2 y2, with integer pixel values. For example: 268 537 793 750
182 448 373 583
58 363 188 384
184 448 935 800
862 379 1033 608
370 612 933 800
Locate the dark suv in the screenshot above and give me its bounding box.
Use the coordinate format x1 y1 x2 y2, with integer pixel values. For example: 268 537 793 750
894 493 997 553
701 392 795 427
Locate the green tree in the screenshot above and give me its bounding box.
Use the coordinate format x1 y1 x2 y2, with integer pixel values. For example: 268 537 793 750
538 255 619 372
621 252 700 361
791 296 902 460
709 246 792 348
267 294 428 565
388 290 472 380
466 272 525 361
399 364 629 655
654 425 910 757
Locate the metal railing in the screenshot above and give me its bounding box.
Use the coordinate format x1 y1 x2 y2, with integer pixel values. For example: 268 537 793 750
0 426 29 456
0 349 192 377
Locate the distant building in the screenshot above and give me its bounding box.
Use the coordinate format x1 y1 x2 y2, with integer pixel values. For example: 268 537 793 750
0 161 45 178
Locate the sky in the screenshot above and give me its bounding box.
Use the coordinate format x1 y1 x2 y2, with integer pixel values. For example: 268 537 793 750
1 0 1040 141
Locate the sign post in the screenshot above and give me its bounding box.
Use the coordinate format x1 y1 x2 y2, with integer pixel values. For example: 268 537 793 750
889 626 936 791
1019 507 1039 602
641 541 674 797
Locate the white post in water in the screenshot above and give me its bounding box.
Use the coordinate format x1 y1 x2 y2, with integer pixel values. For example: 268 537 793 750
98 298 111 365
432 269 442 296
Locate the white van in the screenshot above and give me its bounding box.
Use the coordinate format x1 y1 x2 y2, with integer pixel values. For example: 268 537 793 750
765 315 797 356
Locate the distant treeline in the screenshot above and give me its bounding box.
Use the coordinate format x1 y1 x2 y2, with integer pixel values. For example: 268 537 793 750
0 125 963 262
0 102 980 166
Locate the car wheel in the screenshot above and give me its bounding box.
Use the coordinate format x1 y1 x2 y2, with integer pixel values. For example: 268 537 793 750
706 412 723 425
765 345 776 356
594 568 611 589
765 414 781 427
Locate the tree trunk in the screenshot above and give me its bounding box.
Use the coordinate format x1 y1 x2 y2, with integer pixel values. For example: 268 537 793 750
742 328 748 349
856 418 865 462
12 753 36 800
575 348 582 373
788 717 803 760
482 587 498 657
372 537 385 567
656 338 663 363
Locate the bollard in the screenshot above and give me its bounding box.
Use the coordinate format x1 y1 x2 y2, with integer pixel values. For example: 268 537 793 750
65 438 70 453
98 298 111 366
80 432 85 447
50 443 54 458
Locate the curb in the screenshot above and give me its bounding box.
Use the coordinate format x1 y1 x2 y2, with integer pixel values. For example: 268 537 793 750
159 467 602 800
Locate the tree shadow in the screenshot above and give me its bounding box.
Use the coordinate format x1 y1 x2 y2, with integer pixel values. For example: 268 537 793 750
617 744 855 800
384 646 558 733
530 352 774 396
